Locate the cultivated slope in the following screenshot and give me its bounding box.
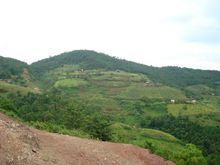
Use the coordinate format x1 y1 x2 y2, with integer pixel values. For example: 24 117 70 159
30 50 220 87
0 112 173 165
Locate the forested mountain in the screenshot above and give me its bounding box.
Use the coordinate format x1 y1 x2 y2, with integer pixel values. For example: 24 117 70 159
0 56 28 79
1 50 220 164
31 50 220 88
0 56 36 89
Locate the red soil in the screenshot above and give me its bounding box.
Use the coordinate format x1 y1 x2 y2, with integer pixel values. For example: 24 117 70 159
0 113 173 165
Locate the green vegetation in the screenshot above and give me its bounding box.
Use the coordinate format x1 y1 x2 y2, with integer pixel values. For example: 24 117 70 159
149 116 220 161
110 123 185 161
119 85 185 100
31 50 220 88
0 56 32 86
1 50 220 164
0 81 34 94
0 91 205 164
167 103 219 117
174 144 206 165
184 85 214 100
29 121 90 138
0 56 27 79
54 79 88 88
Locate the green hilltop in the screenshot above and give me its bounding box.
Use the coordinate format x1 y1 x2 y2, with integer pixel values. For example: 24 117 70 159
31 50 220 88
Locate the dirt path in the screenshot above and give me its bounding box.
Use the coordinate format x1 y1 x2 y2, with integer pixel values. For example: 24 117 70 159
0 113 173 165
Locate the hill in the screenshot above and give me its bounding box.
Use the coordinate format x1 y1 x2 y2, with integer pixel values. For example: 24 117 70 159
0 56 39 92
0 56 28 80
0 56 28 79
0 56 31 85
1 50 220 164
0 65 209 164
31 50 220 88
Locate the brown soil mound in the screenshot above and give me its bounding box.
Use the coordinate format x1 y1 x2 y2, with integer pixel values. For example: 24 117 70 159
0 113 173 165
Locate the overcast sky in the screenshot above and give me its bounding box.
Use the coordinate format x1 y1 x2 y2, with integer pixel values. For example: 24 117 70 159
0 0 220 70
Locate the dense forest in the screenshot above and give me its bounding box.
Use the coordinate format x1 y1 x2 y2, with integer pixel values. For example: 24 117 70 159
0 56 28 82
149 116 220 162
1 50 220 164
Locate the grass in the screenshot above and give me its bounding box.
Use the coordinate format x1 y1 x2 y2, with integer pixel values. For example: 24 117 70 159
29 121 90 138
185 84 214 96
92 80 130 88
0 81 34 94
91 71 149 82
46 67 186 100
48 68 187 128
54 78 88 88
119 84 186 100
167 103 219 117
0 108 18 118
110 123 180 143
167 102 220 127
110 123 185 161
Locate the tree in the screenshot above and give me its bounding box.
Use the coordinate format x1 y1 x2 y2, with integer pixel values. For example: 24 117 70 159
175 144 206 165
65 103 85 129
84 114 112 141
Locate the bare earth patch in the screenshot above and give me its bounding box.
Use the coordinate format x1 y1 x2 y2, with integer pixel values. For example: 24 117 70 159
0 113 173 165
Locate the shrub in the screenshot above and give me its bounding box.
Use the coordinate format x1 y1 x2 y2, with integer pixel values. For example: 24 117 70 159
175 144 206 165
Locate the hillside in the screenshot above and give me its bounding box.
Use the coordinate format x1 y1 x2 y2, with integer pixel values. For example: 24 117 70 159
0 56 29 84
0 56 27 77
1 50 220 164
0 56 39 93
0 112 172 165
31 50 220 88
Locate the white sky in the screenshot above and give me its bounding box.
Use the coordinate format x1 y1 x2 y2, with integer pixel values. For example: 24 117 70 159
0 0 220 70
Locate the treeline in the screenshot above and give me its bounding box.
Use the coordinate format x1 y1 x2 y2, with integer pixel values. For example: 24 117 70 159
0 91 112 141
30 50 220 88
0 56 28 79
149 115 220 164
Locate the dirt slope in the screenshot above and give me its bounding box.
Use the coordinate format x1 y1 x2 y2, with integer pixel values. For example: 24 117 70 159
0 113 173 165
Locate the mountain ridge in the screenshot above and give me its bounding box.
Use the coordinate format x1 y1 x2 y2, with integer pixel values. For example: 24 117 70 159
1 49 220 88
30 50 220 88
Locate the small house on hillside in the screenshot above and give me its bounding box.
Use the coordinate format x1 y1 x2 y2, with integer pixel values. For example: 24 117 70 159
145 81 150 85
144 81 155 87
170 99 175 104
185 99 197 104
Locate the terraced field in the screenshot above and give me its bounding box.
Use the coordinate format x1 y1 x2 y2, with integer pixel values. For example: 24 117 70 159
0 81 34 94
54 78 89 88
